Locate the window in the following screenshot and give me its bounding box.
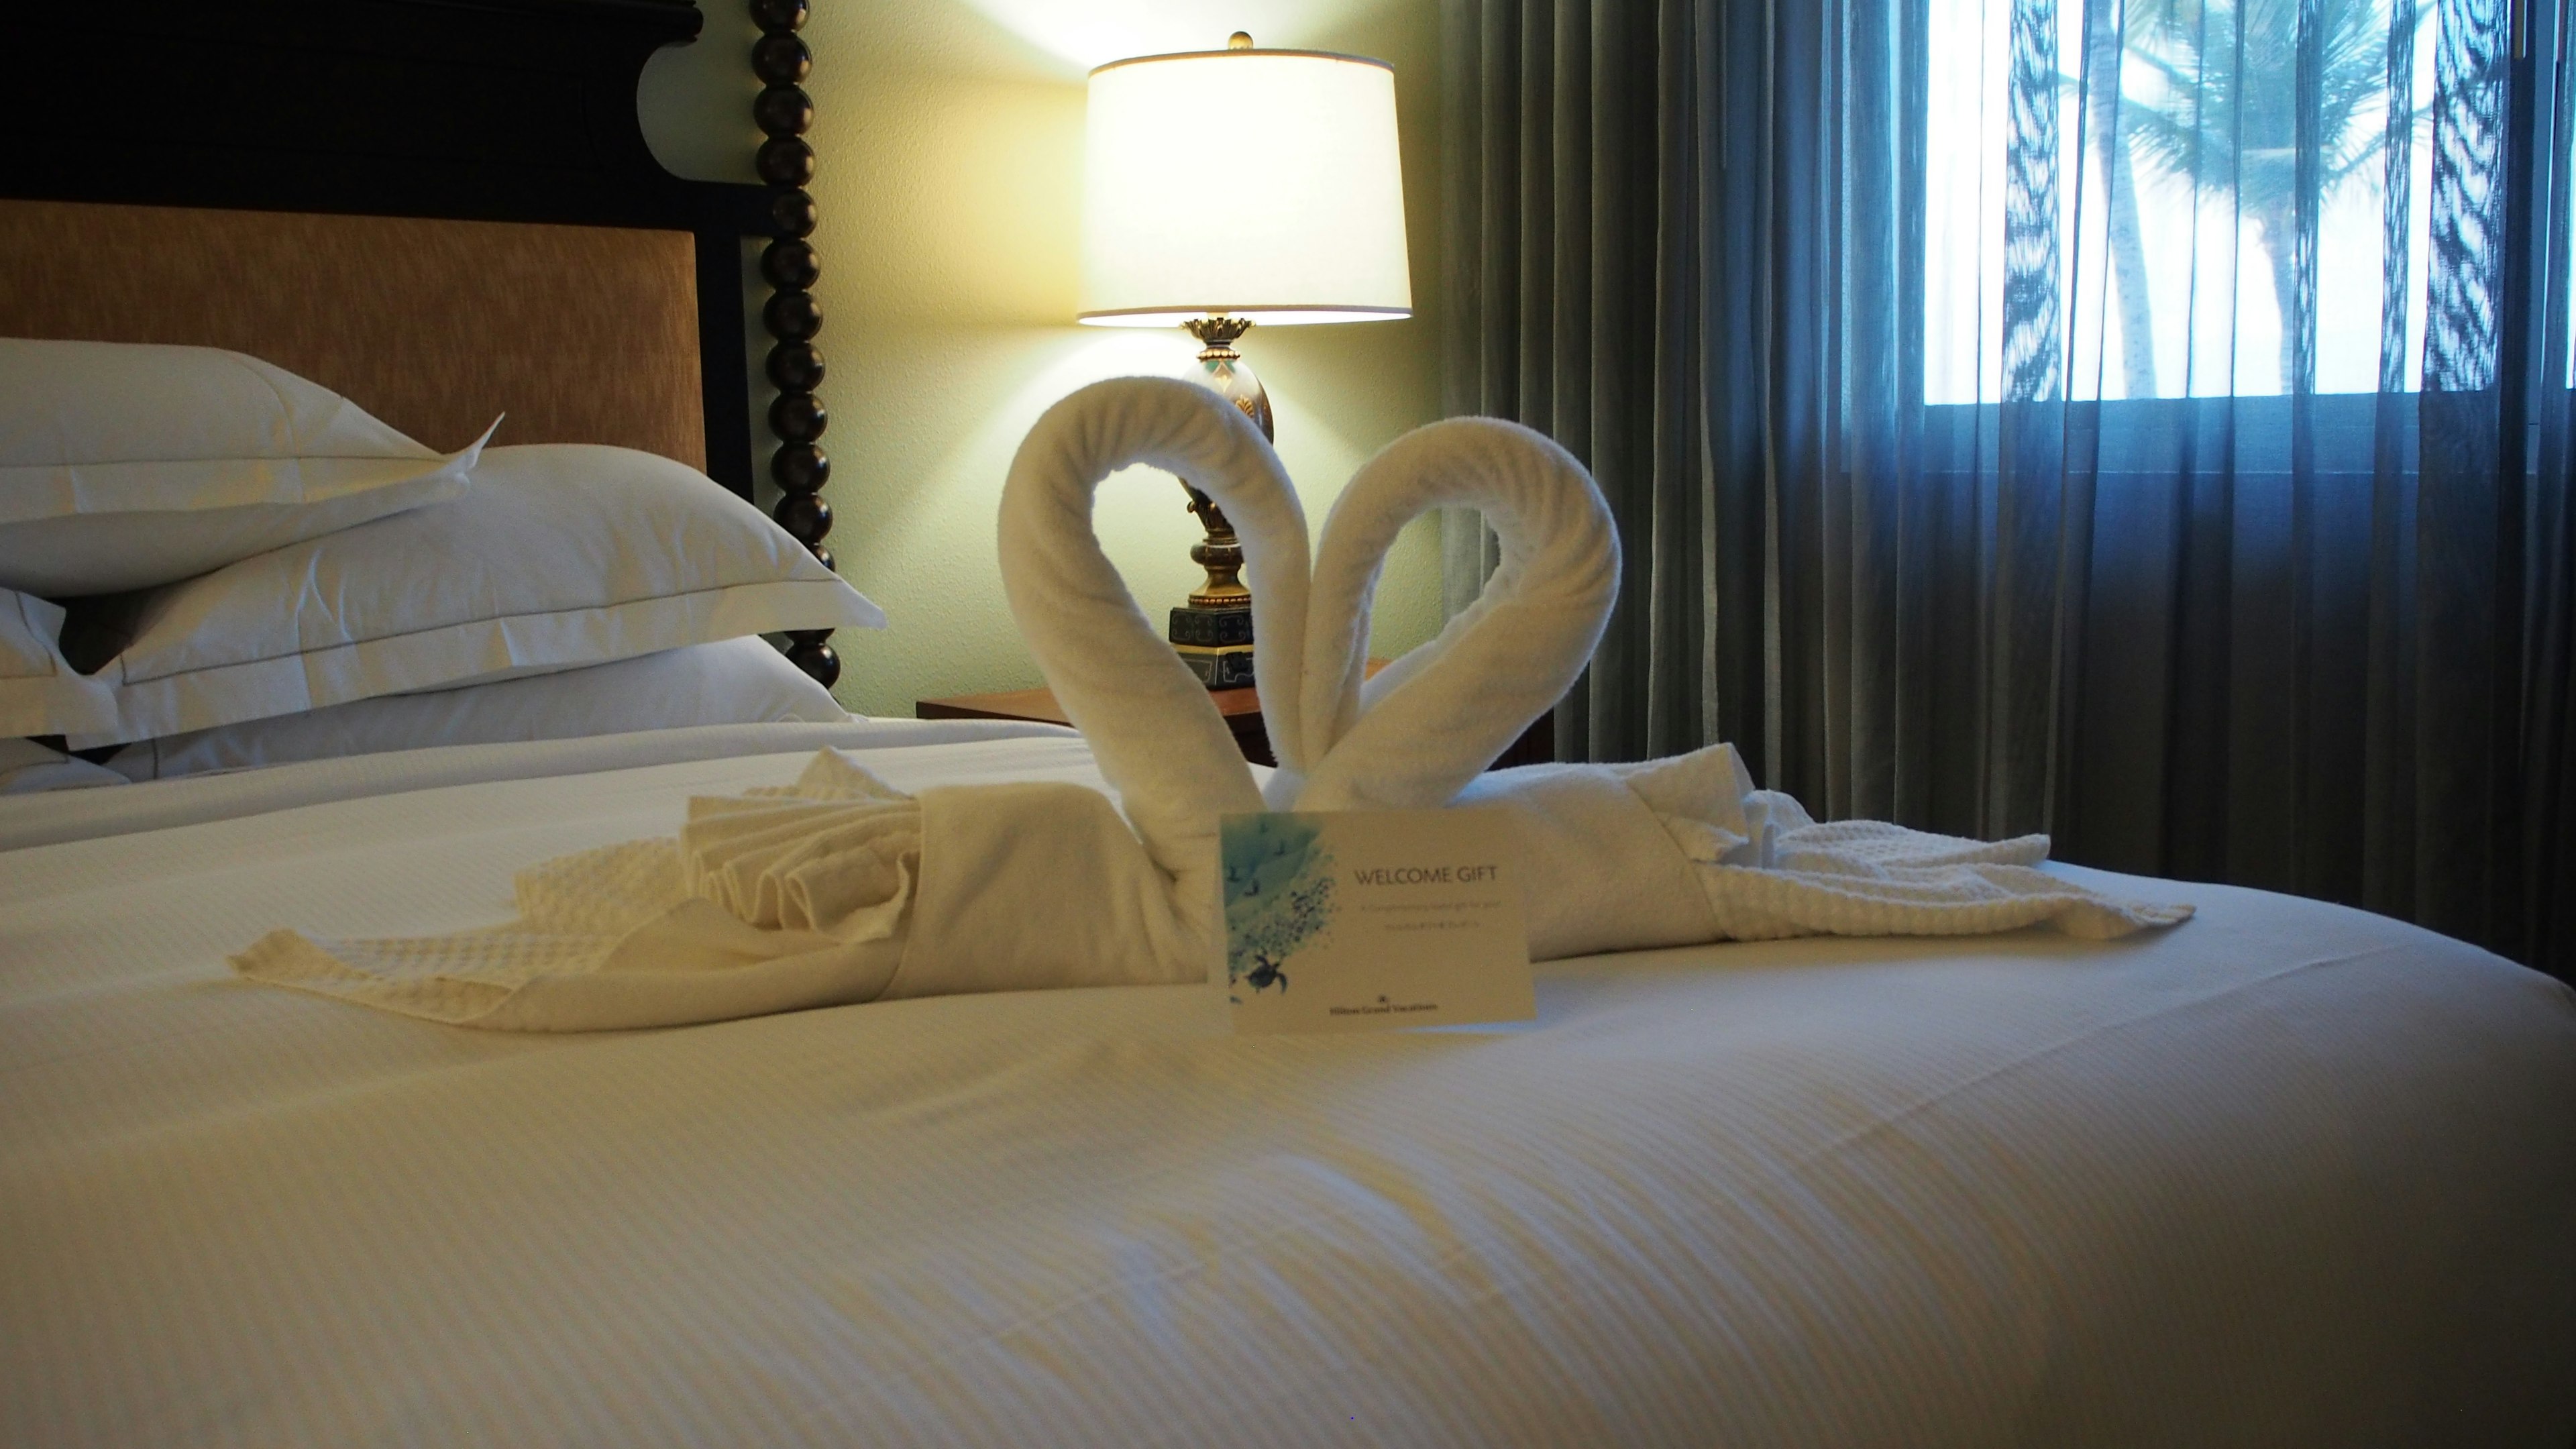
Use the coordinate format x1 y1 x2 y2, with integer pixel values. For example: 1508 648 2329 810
1923 0 2456 403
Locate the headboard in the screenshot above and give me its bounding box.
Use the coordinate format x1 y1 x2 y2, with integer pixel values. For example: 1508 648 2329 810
0 203 708 465
0 0 845 684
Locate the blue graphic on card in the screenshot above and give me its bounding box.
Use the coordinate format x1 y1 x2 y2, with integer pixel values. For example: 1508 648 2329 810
1220 813 1337 1003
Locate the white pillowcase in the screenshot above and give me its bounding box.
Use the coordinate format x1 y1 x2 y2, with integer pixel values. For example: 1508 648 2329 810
107 636 850 781
1 587 116 737
0 338 491 596
69 443 884 748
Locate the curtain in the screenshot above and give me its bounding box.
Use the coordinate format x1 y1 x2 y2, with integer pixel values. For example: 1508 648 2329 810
1440 0 2576 977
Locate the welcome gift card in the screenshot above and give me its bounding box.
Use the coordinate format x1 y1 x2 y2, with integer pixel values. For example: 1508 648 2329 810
1220 808 1535 1034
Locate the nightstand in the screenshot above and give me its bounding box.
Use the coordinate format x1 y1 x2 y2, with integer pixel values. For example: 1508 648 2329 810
917 665 1555 770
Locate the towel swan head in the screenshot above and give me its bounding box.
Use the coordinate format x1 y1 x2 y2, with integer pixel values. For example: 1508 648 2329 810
1000 377 1617 841
1280 417 1619 812
997 378 1307 877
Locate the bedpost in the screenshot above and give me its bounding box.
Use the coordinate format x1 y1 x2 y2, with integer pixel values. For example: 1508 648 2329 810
751 0 839 690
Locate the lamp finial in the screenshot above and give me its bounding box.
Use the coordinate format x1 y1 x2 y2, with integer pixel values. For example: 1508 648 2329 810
1227 31 1253 49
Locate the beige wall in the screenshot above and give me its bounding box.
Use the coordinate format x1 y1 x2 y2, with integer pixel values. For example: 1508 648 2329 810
641 1 1447 718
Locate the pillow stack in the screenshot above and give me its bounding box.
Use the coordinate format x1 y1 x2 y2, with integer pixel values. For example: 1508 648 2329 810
2 339 883 788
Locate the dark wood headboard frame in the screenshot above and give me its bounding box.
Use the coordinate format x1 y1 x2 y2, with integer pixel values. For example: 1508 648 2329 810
0 0 846 686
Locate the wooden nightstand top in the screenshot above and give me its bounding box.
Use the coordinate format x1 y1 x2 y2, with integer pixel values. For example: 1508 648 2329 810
917 667 1366 765
917 660 1554 771
917 678 1272 729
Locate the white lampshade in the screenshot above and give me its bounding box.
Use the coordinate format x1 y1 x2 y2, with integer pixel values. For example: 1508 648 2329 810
1079 46 1411 327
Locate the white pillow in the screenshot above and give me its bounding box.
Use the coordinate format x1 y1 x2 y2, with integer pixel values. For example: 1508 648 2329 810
107 636 850 780
1 586 117 737
68 443 884 747
0 338 491 596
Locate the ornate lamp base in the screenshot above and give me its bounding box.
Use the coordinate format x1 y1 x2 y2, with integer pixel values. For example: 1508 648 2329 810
1171 315 1270 690
1171 603 1256 688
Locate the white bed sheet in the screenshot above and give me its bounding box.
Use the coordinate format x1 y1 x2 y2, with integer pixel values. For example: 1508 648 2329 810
0 717 1077 852
3 729 2571 1448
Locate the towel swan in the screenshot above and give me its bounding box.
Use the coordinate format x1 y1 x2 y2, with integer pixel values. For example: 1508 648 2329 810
235 378 2184 1030
1263 390 2192 955
1275 413 1618 814
231 379 1304 1028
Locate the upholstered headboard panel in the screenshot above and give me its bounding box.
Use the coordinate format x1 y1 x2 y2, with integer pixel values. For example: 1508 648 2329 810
0 200 706 466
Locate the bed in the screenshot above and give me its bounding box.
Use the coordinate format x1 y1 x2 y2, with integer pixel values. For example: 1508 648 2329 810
5 730 2573 1445
3 3 2573 1446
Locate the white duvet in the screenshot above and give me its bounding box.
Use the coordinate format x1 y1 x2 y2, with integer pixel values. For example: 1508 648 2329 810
4 724 2573 1447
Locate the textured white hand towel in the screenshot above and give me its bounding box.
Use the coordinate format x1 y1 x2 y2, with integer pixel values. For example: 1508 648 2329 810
1458 745 2192 959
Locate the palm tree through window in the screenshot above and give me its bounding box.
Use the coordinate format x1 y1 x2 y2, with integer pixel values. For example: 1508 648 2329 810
1923 0 2463 402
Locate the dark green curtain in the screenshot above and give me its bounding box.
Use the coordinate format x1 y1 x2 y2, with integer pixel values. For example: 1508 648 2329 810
1440 0 2576 978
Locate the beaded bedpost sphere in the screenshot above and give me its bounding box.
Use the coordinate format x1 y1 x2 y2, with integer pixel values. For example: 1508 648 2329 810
761 239 820 290
770 443 830 492
755 137 817 189
753 84 814 138
751 34 812 85
761 290 824 340
769 189 818 237
767 392 827 443
751 0 838 689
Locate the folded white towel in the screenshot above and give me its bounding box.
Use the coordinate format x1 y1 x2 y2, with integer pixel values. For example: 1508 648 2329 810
235 751 1211 1030
235 378 2185 1032
237 380 1291 1029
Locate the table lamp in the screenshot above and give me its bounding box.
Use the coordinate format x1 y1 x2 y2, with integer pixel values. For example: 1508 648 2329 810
1079 32 1412 688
